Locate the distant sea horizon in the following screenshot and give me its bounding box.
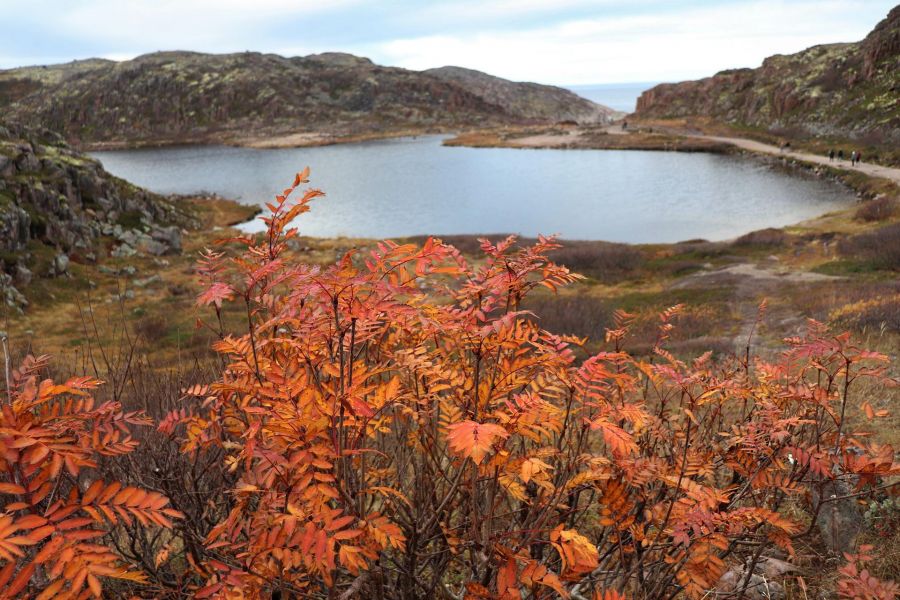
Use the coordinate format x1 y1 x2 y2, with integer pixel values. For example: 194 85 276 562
566 82 661 114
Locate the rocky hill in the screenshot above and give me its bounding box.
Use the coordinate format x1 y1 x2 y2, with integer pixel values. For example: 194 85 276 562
0 51 615 148
425 66 616 123
0 121 194 310
635 5 900 143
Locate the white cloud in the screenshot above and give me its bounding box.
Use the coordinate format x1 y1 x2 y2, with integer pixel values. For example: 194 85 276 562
2 0 894 83
42 0 362 54
374 0 890 84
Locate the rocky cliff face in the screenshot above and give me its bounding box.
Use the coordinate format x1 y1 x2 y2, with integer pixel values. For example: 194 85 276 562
0 51 613 148
635 6 900 143
0 121 193 309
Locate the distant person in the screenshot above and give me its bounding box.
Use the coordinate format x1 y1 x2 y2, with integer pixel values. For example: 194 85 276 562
850 150 857 165
622 120 628 130
828 149 835 161
857 151 863 164
838 149 844 161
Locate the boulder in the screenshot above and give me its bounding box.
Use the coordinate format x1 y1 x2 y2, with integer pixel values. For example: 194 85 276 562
757 557 798 580
716 566 785 600
111 243 136 258
14 264 33 286
15 149 40 173
133 274 162 288
137 238 170 256
150 225 182 253
0 122 196 308
51 253 69 276
116 228 141 246
0 273 28 311
814 479 863 554
0 206 31 253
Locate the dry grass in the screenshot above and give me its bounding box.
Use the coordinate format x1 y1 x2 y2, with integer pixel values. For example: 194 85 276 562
522 291 612 343
546 241 644 283
734 227 790 248
855 196 897 222
838 222 900 270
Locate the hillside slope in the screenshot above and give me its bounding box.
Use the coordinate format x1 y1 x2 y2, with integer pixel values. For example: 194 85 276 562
0 52 614 148
0 121 194 309
635 6 900 143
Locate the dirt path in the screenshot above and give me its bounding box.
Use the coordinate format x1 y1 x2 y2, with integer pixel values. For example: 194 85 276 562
689 134 900 185
672 263 843 357
602 124 630 136
507 130 583 147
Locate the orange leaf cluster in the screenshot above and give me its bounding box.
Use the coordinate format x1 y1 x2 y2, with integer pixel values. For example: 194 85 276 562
161 172 898 599
0 355 180 598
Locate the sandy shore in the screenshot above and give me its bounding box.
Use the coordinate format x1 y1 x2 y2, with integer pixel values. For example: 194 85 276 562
82 127 449 151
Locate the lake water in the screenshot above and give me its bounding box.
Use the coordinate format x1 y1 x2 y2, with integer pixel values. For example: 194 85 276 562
91 136 851 243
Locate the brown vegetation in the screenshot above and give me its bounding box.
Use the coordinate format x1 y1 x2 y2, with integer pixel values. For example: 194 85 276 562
838 222 900 270
4 173 898 599
855 196 897 222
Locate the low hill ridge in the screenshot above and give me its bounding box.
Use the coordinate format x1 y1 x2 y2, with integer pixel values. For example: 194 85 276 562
0 51 616 148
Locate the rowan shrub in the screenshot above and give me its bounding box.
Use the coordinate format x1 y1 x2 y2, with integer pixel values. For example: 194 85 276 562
8 170 897 599
0 354 181 598
147 171 900 599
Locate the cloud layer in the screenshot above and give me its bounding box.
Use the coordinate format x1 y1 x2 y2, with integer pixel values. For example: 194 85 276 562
2 0 894 84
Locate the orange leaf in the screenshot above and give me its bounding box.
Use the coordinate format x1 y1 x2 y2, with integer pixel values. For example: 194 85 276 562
446 420 509 465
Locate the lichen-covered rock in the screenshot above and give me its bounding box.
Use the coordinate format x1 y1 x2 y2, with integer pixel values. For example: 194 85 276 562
0 121 196 294
51 253 69 276
13 264 32 286
0 51 615 148
0 273 27 311
111 243 137 258
813 478 864 554
635 6 900 144
0 204 31 253
149 225 182 253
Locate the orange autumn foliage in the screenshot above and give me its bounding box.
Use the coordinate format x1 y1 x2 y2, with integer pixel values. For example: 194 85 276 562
0 355 181 599
151 170 900 599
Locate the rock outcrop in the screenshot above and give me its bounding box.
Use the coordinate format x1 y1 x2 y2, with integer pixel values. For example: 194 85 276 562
635 6 900 143
0 52 615 148
0 121 194 309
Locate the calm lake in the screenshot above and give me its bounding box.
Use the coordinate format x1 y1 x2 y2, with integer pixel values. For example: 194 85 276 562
91 136 852 243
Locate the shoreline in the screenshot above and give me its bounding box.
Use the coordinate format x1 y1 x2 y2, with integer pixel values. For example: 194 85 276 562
84 123 896 248
79 126 455 152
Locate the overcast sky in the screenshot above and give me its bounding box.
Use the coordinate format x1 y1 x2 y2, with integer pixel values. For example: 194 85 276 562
2 0 895 85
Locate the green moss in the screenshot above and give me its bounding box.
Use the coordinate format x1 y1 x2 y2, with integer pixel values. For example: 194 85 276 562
23 205 47 238
614 286 732 313
0 249 20 266
812 260 881 275
0 188 15 208
116 209 145 229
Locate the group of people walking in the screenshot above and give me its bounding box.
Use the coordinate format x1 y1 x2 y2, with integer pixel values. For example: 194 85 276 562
828 148 863 165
